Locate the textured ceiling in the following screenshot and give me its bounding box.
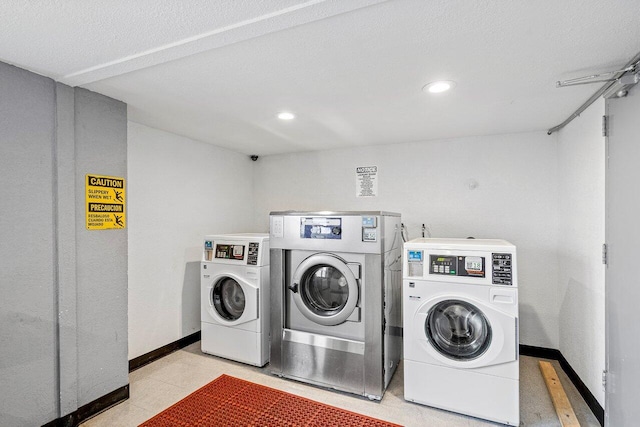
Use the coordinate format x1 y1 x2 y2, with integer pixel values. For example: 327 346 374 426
2 0 639 155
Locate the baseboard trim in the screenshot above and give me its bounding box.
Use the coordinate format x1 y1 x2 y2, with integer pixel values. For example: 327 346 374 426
42 384 129 427
129 331 201 372
519 344 604 426
557 351 605 426
42 332 200 426
519 344 561 360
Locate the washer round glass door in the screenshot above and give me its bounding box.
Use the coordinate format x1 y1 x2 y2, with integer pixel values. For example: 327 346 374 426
425 300 491 360
212 277 245 321
291 254 359 326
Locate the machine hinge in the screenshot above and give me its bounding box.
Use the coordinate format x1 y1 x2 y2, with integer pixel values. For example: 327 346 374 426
602 243 608 265
602 115 609 137
602 370 608 391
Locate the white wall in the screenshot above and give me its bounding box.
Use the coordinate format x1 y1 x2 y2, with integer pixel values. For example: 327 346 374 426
127 122 254 359
127 120 606 404
557 99 606 405
127 115 607 408
253 131 560 348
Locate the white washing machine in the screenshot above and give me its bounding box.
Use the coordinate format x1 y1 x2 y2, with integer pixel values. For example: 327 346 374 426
201 233 269 366
403 238 519 426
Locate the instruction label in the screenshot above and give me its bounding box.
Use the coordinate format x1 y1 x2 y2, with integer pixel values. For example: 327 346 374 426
356 166 378 197
85 174 126 230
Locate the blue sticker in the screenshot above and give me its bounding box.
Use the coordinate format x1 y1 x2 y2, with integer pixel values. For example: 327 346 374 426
408 250 423 262
362 216 376 227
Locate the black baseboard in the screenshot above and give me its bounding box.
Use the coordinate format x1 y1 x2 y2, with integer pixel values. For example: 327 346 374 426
129 331 201 372
519 344 561 360
519 344 604 426
557 352 605 426
43 332 200 426
42 384 129 427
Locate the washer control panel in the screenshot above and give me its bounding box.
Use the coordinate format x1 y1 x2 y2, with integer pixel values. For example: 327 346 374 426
404 241 516 287
215 244 245 260
203 235 269 266
300 217 342 239
430 255 485 278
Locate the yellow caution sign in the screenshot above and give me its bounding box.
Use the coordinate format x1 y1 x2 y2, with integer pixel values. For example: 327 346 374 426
86 174 126 230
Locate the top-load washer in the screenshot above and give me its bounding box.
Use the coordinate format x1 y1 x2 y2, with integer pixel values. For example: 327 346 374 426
201 233 269 367
403 238 519 425
269 211 402 400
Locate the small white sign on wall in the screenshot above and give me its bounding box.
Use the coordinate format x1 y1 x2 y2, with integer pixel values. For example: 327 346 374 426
356 166 378 197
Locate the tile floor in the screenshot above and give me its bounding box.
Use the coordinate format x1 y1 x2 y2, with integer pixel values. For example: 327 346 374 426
81 342 600 427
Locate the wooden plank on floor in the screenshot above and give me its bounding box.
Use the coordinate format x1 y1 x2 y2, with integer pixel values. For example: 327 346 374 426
539 360 581 427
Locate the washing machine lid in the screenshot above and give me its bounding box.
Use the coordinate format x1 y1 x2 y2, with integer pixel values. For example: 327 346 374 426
290 253 360 326
207 274 259 326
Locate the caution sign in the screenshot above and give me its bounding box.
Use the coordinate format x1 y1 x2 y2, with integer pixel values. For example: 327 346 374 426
86 174 126 230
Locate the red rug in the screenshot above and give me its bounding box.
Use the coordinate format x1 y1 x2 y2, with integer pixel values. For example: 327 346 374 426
139 374 402 427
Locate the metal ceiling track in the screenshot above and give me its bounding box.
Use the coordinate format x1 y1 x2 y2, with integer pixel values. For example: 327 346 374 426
547 51 640 135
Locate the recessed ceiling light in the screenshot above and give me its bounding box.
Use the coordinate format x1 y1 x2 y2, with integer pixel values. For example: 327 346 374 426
277 112 296 120
423 80 456 94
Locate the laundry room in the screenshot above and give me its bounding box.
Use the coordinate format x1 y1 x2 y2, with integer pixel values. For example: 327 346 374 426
1 1 639 427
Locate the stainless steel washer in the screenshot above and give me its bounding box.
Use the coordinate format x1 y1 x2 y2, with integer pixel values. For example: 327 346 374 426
269 211 402 400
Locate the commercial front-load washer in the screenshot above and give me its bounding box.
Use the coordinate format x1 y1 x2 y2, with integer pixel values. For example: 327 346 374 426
269 211 402 400
403 238 519 425
201 233 269 366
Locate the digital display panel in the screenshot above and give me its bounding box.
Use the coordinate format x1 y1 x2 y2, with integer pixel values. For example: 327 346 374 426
465 256 483 272
458 255 485 277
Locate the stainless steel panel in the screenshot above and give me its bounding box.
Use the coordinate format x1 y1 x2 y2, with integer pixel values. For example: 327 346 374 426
282 339 365 396
363 253 384 398
382 214 403 255
384 219 403 387
269 249 285 375
283 329 364 355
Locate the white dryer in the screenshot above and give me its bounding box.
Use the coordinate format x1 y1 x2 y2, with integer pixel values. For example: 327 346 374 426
201 233 269 366
403 238 519 426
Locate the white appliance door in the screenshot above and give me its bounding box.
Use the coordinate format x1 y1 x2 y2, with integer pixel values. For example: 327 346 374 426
426 299 492 360
414 295 517 369
207 274 258 326
290 253 360 326
605 81 640 426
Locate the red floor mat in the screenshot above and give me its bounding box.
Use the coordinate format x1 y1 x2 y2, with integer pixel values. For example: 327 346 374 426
139 374 402 427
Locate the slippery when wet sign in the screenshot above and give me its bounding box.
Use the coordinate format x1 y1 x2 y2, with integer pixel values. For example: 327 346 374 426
86 174 126 230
